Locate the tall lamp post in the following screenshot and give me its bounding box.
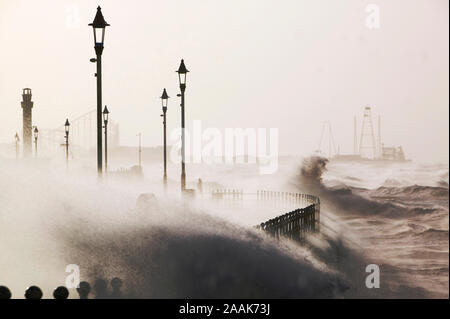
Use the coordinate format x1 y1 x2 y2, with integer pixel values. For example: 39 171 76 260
160 88 169 188
33 127 39 158
15 132 20 159
103 105 109 172
176 59 189 191
137 132 142 167
89 6 109 177
64 119 70 167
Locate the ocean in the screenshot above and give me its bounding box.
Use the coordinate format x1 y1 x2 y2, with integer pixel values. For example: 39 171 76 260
0 156 448 298
316 159 449 298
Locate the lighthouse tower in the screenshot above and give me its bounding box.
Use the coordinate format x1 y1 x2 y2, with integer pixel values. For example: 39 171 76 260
21 88 34 158
358 106 376 159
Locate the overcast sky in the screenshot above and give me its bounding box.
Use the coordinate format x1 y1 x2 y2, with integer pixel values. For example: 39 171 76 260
0 0 448 163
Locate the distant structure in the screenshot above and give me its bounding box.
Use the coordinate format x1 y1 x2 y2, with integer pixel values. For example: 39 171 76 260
377 115 382 158
353 116 357 155
358 106 377 159
35 110 119 157
331 106 409 163
380 144 406 161
316 121 337 158
21 88 34 158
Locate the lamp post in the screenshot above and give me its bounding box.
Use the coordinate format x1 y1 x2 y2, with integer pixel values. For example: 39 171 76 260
160 88 169 188
33 127 38 158
137 132 142 167
64 119 70 167
15 132 20 159
103 105 109 172
89 6 109 178
176 59 189 191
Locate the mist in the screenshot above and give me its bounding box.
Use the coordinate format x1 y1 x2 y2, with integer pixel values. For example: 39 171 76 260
2 155 446 298
0 158 344 298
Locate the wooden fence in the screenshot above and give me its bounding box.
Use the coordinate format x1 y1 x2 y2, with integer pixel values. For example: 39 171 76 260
204 188 321 242
256 190 318 208
211 189 244 199
207 189 316 207
256 193 320 242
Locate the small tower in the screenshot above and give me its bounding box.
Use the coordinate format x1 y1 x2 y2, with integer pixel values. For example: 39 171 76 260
359 106 377 159
21 88 34 158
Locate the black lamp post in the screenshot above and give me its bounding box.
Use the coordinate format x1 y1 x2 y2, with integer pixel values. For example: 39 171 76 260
103 105 109 172
176 59 189 191
89 6 109 177
137 132 142 167
15 132 20 159
160 88 169 188
33 126 38 157
64 119 70 167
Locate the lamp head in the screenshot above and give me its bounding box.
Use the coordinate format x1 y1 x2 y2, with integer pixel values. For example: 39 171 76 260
89 6 109 48
176 59 189 87
65 119 70 135
160 88 169 110
103 105 110 123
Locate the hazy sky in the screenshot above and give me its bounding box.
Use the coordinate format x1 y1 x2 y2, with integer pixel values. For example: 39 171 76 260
0 0 448 163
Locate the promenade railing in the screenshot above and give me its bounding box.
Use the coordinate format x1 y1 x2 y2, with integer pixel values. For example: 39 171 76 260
256 191 320 242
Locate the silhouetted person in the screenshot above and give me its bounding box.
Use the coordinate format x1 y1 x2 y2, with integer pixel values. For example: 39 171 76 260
0 286 11 299
93 279 108 299
110 277 123 299
25 286 43 299
76 281 91 299
53 286 69 299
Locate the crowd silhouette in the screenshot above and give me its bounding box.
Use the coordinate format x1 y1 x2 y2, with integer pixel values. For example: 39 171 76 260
0 278 123 299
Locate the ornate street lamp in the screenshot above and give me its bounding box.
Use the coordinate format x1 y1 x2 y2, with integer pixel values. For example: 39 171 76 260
176 59 189 191
15 132 20 159
33 126 39 157
102 105 109 172
89 6 109 177
160 88 169 188
64 119 70 166
137 132 142 167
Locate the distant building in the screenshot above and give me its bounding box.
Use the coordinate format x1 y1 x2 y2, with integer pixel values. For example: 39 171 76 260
21 88 34 158
330 107 410 163
381 145 406 161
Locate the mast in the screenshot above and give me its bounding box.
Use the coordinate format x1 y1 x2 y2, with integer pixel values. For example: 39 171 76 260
378 115 381 159
353 116 357 155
